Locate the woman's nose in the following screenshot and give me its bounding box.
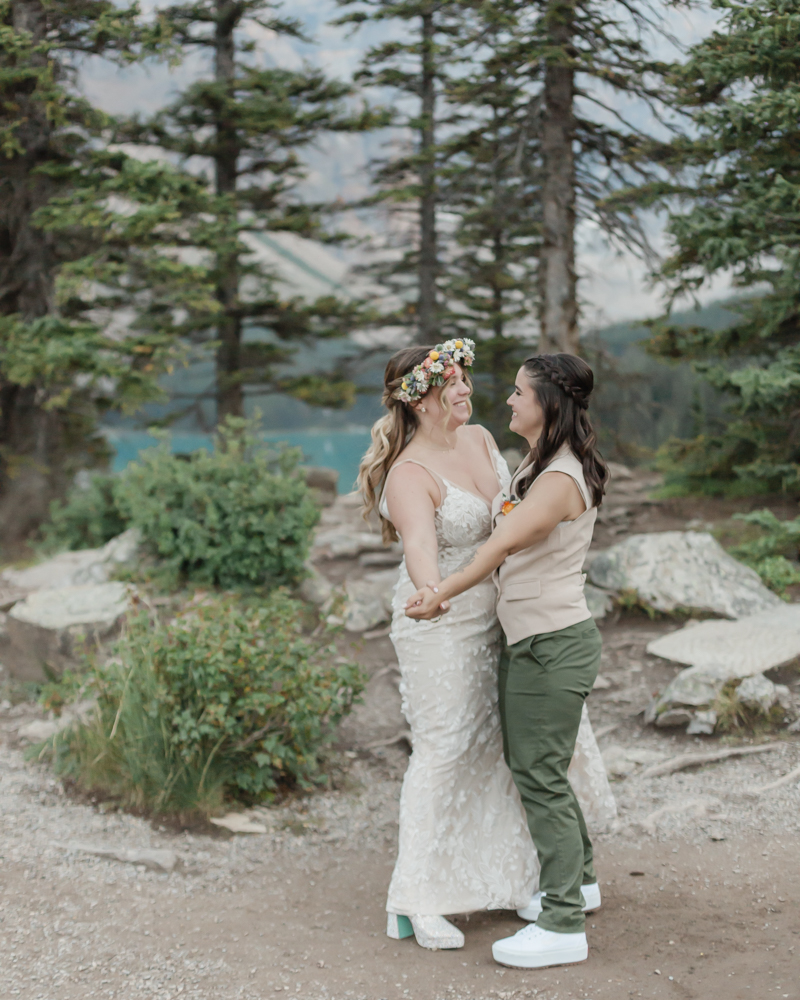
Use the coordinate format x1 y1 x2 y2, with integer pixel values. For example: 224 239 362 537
506 393 515 406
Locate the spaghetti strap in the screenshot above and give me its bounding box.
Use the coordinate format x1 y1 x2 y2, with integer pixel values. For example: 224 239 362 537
385 459 448 508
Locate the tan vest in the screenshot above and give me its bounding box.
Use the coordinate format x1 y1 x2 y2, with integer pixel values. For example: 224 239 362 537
491 445 596 644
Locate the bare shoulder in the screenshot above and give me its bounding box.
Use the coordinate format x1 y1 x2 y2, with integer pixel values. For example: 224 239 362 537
464 422 495 447
385 458 440 499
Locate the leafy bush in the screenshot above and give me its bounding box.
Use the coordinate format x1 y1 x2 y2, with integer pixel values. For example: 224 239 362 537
114 418 319 589
41 473 127 551
726 510 800 597
45 591 364 815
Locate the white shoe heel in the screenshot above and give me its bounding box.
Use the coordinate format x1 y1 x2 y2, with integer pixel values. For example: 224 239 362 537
386 913 464 950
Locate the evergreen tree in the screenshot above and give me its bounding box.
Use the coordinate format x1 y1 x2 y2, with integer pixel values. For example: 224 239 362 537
0 0 171 541
437 8 541 443
122 0 386 421
335 0 464 342
340 0 677 364
639 0 800 494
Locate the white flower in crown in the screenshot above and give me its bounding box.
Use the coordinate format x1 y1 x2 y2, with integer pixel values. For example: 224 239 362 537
429 361 445 374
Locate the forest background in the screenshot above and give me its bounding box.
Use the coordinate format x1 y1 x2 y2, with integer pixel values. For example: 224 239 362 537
2 0 800 549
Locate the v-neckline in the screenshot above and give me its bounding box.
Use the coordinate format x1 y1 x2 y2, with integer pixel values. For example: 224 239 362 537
440 447 505 511
439 476 496 511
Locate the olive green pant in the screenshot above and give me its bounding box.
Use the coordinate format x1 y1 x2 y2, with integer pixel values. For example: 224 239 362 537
498 617 602 933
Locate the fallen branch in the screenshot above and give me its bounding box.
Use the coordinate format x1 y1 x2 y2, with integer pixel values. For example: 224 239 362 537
637 797 715 835
640 742 782 779
743 761 800 796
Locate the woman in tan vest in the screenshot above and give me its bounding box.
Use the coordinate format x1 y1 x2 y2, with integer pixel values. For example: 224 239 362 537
406 353 608 970
359 344 615 953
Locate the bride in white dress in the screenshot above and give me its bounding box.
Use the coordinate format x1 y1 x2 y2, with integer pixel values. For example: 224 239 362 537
358 341 615 951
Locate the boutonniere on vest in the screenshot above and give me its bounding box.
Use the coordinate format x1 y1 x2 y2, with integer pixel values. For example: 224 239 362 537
500 494 520 516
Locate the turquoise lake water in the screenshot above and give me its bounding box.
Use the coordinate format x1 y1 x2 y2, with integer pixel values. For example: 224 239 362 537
105 429 373 494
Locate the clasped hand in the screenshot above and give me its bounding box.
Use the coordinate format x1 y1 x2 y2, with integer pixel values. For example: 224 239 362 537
405 582 450 620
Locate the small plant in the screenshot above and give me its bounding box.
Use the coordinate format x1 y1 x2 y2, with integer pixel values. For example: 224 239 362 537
40 473 128 552
713 679 786 735
44 591 364 816
726 510 800 597
114 417 320 590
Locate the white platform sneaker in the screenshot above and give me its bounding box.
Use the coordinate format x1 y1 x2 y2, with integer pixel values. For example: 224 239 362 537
517 882 601 921
492 924 588 969
386 913 465 950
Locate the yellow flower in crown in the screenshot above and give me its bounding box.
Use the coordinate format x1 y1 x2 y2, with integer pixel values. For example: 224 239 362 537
393 338 476 403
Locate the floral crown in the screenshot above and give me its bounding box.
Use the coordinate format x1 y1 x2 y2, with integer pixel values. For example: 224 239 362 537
393 338 476 403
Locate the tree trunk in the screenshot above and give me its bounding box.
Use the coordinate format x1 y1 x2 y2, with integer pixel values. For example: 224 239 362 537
0 0 57 319
0 0 63 545
416 7 438 343
213 0 244 420
538 0 578 355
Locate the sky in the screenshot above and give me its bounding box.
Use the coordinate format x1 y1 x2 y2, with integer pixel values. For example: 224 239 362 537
78 0 729 328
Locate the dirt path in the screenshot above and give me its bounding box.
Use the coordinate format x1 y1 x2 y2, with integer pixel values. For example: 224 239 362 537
2 716 800 1000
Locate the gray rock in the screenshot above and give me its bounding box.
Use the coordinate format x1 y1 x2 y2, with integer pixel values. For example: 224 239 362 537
55 842 177 872
344 568 398 633
6 583 133 681
647 604 800 677
655 707 695 728
359 545 403 568
0 528 141 595
588 531 781 619
304 466 338 507
645 605 800 731
298 562 333 606
686 709 718 736
585 583 614 621
16 698 95 743
737 674 778 714
312 529 387 560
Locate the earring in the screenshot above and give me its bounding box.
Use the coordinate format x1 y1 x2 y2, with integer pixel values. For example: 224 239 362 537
420 406 426 412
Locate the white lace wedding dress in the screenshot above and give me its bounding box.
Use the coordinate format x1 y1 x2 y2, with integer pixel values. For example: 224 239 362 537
380 438 617 917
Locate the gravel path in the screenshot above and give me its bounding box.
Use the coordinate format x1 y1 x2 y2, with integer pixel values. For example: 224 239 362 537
2 713 799 1000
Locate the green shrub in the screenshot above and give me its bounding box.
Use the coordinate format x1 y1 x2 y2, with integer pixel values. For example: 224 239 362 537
45 591 364 815
114 417 319 589
726 510 800 597
41 473 128 551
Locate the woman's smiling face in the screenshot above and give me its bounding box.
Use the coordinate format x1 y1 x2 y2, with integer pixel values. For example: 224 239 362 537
507 366 544 445
415 363 472 428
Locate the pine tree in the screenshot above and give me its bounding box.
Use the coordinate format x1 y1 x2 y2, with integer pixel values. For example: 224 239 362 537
436 8 541 443
0 0 171 540
639 0 800 494
340 0 677 365
335 0 465 342
122 0 386 421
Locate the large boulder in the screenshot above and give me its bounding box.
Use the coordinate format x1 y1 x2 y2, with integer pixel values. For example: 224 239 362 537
588 531 780 619
5 582 133 681
1 528 141 594
343 568 399 632
644 604 800 731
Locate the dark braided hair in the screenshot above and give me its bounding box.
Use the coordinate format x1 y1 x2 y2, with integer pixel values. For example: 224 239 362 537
518 353 608 507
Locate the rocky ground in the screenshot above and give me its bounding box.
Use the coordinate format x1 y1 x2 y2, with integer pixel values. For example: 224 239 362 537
1 467 800 1000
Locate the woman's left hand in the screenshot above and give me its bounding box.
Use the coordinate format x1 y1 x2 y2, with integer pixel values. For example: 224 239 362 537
405 586 450 619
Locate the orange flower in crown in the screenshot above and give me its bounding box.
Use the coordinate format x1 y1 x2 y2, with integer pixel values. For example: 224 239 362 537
393 339 476 403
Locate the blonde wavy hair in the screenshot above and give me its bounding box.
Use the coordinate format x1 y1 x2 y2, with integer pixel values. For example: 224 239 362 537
357 345 472 544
